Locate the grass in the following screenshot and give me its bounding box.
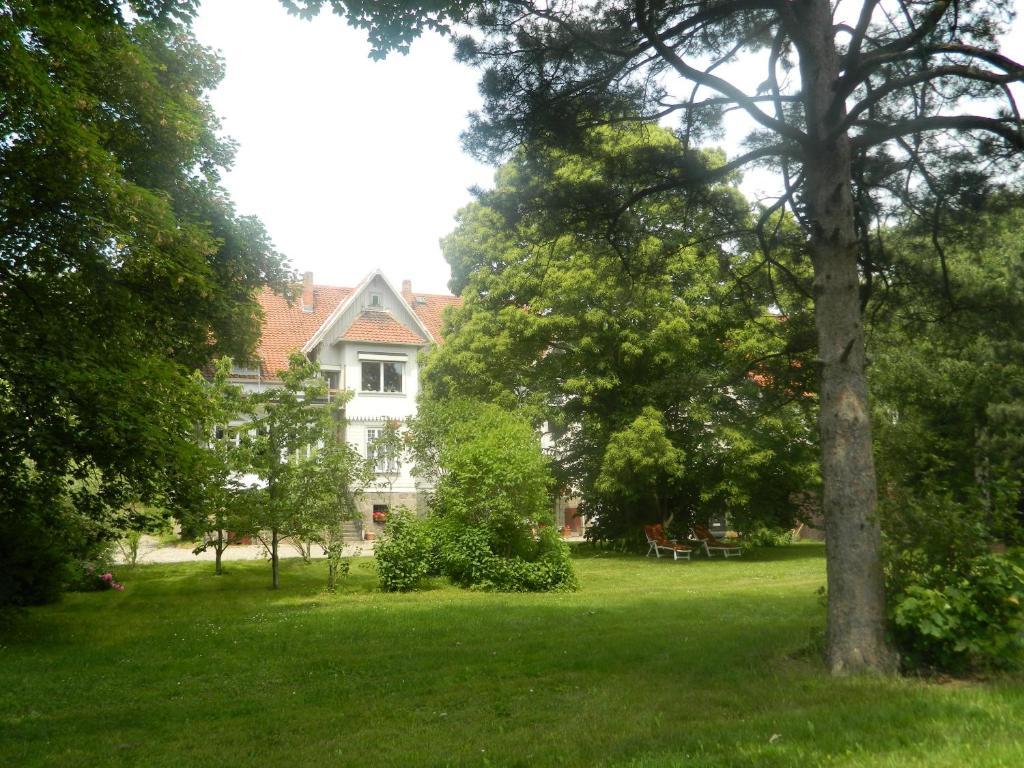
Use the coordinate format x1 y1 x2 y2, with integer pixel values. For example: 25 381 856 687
1 543 1021 767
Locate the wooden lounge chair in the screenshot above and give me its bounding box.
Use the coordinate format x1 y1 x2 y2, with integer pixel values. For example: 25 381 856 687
691 523 742 558
643 524 693 561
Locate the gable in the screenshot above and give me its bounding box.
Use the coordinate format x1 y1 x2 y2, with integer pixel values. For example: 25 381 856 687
307 272 434 351
250 271 462 382
341 310 426 344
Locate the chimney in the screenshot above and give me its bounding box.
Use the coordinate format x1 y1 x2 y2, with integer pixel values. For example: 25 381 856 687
301 271 314 312
401 279 412 300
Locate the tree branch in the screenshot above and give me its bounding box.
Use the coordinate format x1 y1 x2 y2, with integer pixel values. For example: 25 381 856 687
606 143 797 226
632 2 807 145
840 42 1024 98
850 115 1024 150
841 65 1023 132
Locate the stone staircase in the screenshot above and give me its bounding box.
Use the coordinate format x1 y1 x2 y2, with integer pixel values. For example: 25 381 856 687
342 520 363 543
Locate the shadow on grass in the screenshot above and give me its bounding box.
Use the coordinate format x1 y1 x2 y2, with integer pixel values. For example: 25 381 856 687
571 541 825 562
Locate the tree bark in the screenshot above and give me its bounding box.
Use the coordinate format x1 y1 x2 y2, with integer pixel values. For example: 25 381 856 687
271 527 280 589
215 528 224 576
794 0 897 674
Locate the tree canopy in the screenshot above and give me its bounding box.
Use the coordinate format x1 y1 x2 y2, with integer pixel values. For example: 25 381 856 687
0 1 290 605
299 0 1024 674
424 124 818 539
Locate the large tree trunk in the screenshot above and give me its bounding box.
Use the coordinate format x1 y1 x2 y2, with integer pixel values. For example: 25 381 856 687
795 1 896 674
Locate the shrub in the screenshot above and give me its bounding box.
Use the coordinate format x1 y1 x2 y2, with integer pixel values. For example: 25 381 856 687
888 551 1024 671
743 526 794 548
0 511 72 608
434 522 492 587
883 490 1024 671
434 523 578 592
398 398 577 593
375 508 431 592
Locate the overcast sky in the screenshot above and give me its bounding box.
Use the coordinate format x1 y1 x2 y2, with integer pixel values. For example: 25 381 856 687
194 1 1024 295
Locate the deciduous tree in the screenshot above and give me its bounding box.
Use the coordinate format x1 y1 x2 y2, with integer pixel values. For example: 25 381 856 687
237 354 340 589
1 1 290 605
292 0 1024 674
425 125 819 542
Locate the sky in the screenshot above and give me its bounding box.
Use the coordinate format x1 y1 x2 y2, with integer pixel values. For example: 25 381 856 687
193 1 1024 296
193 0 493 295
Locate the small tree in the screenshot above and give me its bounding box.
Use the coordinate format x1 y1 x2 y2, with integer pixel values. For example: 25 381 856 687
294 420 375 591
369 418 406 512
174 360 249 576
420 400 553 552
408 398 576 592
595 407 686 527
238 353 339 589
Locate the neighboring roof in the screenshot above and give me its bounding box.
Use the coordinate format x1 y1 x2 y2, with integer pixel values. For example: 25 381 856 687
251 274 461 381
341 310 426 344
403 290 461 343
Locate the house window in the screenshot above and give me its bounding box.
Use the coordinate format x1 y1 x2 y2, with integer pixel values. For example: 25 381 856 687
369 292 382 308
361 360 403 393
230 361 260 377
366 428 399 473
322 370 340 390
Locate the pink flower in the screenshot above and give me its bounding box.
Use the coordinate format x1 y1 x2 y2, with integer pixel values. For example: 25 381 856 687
100 572 113 582
112 583 124 592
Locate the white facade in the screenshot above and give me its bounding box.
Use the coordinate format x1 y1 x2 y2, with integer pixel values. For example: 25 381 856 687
229 270 439 533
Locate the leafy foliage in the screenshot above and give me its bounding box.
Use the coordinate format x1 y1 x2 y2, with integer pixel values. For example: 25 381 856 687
869 200 1024 671
402 399 576 592
882 489 1024 671
888 549 1024 672
424 126 819 542
871 200 1024 546
413 399 554 552
375 508 431 592
0 2 289 606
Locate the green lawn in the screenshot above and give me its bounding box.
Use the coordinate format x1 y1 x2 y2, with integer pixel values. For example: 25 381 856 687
1 544 1021 767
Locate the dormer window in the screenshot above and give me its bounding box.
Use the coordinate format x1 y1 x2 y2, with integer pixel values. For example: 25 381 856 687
230 360 260 377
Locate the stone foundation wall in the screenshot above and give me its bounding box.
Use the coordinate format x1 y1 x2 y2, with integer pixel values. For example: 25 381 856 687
358 491 427 538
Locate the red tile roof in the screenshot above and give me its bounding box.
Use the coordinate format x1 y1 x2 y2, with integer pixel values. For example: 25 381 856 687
403 289 461 342
252 279 461 381
341 310 426 344
255 285 352 379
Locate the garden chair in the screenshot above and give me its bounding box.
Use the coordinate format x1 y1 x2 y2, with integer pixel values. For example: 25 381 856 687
691 523 743 558
643 524 693 562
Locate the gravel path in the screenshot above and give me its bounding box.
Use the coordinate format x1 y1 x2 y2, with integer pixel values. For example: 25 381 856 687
115 535 373 565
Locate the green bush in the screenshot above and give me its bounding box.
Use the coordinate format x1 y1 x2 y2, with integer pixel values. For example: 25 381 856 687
375 508 431 592
436 523 577 592
881 489 1024 671
378 515 578 594
0 511 72 608
0 479 115 608
888 551 1024 671
743 526 794 548
876 489 1024 671
397 399 577 593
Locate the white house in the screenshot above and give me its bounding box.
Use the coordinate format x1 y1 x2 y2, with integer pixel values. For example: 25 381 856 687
228 269 460 536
